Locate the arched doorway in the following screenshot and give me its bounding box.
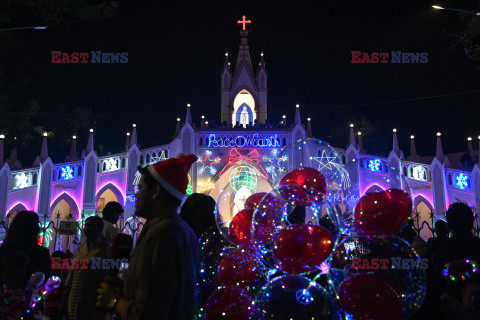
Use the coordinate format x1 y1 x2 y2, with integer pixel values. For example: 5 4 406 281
50 198 77 253
414 196 434 240
96 189 119 217
363 184 384 195
6 202 28 224
95 183 124 218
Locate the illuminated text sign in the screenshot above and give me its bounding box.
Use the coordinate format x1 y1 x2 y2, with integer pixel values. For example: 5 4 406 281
206 134 281 148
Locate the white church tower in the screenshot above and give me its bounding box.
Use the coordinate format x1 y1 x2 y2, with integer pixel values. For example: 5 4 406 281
221 15 268 126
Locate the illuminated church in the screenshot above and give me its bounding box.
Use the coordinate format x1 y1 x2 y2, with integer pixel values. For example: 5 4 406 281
1 16 479 250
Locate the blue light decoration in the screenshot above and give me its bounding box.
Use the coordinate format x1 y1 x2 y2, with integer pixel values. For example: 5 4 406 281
60 165 74 180
295 288 313 305
262 148 288 183
206 133 281 148
368 159 381 172
456 173 470 190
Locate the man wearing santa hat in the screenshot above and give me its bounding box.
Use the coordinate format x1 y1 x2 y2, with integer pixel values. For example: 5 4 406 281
96 154 200 319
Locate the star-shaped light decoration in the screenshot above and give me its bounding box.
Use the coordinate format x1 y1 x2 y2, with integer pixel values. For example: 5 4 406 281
199 150 220 175
312 149 351 188
262 148 288 183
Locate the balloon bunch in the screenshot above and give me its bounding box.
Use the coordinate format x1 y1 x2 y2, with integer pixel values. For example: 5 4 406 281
199 139 425 319
201 164 342 319
1 272 61 320
332 189 427 319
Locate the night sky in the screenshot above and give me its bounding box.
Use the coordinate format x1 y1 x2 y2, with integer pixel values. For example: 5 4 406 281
1 0 480 164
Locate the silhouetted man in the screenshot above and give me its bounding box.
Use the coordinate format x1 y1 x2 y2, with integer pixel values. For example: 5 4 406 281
96 154 199 320
436 203 480 274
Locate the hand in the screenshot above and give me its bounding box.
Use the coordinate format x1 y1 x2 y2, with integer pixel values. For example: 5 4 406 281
96 282 123 309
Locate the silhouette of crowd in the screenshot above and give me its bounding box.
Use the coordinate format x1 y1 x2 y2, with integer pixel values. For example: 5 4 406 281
2 155 480 319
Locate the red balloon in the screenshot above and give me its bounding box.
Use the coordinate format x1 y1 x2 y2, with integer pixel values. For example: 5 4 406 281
251 193 286 245
244 192 267 210
218 248 259 288
228 209 254 245
205 287 255 320
273 224 334 274
354 189 412 237
279 167 326 206
338 273 402 320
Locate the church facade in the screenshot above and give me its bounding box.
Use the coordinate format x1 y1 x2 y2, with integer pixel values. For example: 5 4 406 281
0 18 479 244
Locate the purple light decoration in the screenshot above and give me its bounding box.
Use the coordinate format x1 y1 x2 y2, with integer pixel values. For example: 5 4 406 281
359 182 387 198
6 201 32 214
96 180 127 206
50 192 81 220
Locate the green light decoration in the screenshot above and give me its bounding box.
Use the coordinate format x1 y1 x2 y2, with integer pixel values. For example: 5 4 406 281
186 184 193 195
229 165 257 192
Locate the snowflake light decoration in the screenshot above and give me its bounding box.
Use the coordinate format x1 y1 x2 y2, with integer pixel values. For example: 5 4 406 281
199 150 220 175
456 173 470 190
105 158 119 172
60 165 74 180
14 172 30 189
262 148 288 182
312 149 351 188
368 159 381 172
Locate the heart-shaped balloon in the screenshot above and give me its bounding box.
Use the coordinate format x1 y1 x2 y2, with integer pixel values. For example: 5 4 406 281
244 192 267 210
338 273 402 320
353 189 412 237
273 224 334 274
279 167 326 206
228 208 254 245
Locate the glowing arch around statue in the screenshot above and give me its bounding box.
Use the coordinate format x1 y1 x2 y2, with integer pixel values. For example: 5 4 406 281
232 90 256 127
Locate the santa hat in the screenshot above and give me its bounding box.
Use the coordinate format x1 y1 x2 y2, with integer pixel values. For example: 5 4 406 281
145 153 198 200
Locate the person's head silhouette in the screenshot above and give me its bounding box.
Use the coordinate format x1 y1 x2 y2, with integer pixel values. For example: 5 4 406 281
446 203 475 236
434 219 448 238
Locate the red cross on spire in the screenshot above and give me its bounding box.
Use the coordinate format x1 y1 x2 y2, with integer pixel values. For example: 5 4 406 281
237 15 251 31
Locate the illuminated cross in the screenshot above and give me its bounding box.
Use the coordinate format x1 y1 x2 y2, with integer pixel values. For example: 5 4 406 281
237 15 251 31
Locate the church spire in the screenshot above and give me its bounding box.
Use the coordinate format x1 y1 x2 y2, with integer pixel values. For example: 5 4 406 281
185 103 192 125
294 104 301 126
66 135 78 161
130 124 138 148
235 15 253 74
348 124 356 147
0 134 4 167
357 131 365 153
86 129 94 154
259 52 266 70
40 132 48 160
468 137 474 155
224 52 230 71
392 129 400 156
174 117 181 138
409 135 418 161
436 132 444 162
307 118 313 138
124 132 131 151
